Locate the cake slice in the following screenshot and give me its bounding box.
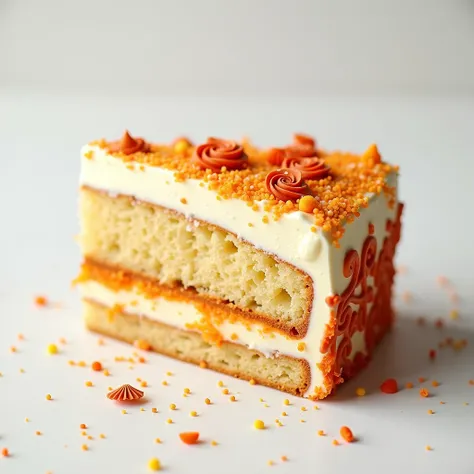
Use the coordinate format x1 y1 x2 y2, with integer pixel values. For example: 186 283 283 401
76 132 402 399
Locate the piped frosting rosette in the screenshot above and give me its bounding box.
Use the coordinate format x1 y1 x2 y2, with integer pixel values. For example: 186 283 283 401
108 130 149 155
192 137 248 171
265 168 310 202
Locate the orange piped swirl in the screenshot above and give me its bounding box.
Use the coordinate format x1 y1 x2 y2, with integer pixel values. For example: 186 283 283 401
265 168 310 202
192 137 248 171
109 130 149 155
281 156 330 180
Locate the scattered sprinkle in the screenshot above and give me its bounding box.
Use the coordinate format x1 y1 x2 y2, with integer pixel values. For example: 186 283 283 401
217 381 224 387
211 440 218 446
282 412 287 417
35 296 48 307
35 431 42 436
81 444 88 451
121 409 127 415
100 434 106 439
169 403 176 411
318 430 325 436
190 411 197 417
380 378 398 394
183 388 191 394
179 432 200 444
418 377 427 383
267 460 274 466
254 419 265 430
154 438 161 444
85 381 93 387
152 408 158 413
162 380 168 386
249 379 256 385
10 346 17 353
431 380 440 387
222 388 229 395
205 398 211 405
166 418 172 424
426 445 432 451
25 417 29 423
199 361 207 368
1 448 9 457
449 310 459 320
148 457 161 471
332 440 339 446
420 388 430 398
429 349 436 360
281 455 288 462
405 382 414 389
427 410 434 415
356 387 366 396
340 426 355 443
103 369 110 376
91 361 102 371
80 423 87 429
78 361 86 367
45 394 52 401
283 399 290 406
230 395 236 402
134 339 151 351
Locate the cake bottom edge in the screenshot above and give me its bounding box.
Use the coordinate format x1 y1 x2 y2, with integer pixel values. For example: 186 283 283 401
83 299 314 398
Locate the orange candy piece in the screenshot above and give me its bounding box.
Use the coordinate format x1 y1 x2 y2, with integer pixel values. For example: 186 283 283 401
179 432 200 445
340 426 355 443
107 384 144 401
380 378 398 394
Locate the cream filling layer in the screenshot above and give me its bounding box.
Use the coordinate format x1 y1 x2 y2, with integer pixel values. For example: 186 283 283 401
79 281 307 359
79 144 398 398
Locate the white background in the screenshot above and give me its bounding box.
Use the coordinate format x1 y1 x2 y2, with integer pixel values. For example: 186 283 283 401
1 2 474 474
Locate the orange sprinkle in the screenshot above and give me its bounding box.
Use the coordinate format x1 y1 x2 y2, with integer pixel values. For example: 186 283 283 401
45 394 52 401
91 361 102 372
469 380 474 386
420 388 430 398
249 379 256 385
179 432 199 445
205 398 211 405
1 448 9 457
318 430 325 436
418 377 427 383
380 378 398 394
405 382 414 389
427 410 434 415
340 426 355 443
140 381 148 388
17 333 24 340
332 440 339 446
222 388 229 395
401 291 412 302
134 339 151 351
78 361 86 367
138 356 146 363
440 401 446 405
59 337 67 344
36 431 42 436
230 395 236 402
199 360 208 368
431 380 440 387
103 369 110 377
151 408 158 413
426 445 432 451
169 403 176 410
10 346 17 353
281 455 288 462
100 434 106 439
81 444 88 451
80 424 87 429
154 438 161 444
297 342 306 352
85 381 93 387
68 360 75 366
35 295 48 307
298 195 317 214
211 440 218 446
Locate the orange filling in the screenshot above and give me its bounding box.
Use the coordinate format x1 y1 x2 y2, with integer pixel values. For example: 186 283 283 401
76 260 289 346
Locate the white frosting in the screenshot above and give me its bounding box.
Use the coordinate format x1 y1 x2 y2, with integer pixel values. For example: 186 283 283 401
79 145 398 398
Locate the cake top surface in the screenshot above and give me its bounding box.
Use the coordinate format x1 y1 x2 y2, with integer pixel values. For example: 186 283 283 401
86 131 398 244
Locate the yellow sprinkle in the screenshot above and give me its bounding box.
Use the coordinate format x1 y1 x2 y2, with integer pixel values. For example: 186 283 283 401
87 435 93 440
450 310 459 320
121 409 127 415
162 380 168 386
190 411 197 417
47 344 58 355
169 403 176 410
45 394 52 401
428 409 434 415
81 431 87 436
332 440 339 446
68 360 75 366
211 440 218 446
282 411 287 417
25 417 30 422
81 444 88 451
140 408 145 412
318 430 325 436
103 369 110 376
263 403 269 407
300 419 306 423
100 434 106 439
297 342 306 352
108 386 113 391
85 381 93 387
148 457 161 471
205 398 211 405
313 405 319 410
218 380 224 387
356 387 366 397
184 388 191 394
152 408 158 413
78 361 86 367
259 398 264 402
267 460 274 466
155 438 161 444
222 388 229 395
19 368 25 373
254 419 265 430
166 371 173 376
283 399 290 406
301 406 307 411
230 396 236 402
249 379 256 385
166 418 172 424
426 445 432 451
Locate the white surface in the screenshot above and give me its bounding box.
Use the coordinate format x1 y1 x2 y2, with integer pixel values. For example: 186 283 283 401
2 0 474 96
1 94 474 474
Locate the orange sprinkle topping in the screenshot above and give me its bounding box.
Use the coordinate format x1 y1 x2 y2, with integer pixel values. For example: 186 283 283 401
91 361 102 372
81 444 88 451
249 379 256 385
332 440 339 446
222 389 229 395
317 430 325 436
91 136 397 244
405 382 414 389
205 398 211 405
297 342 306 352
420 388 430 398
85 381 93 387
80 424 87 429
179 432 200 445
431 380 440 387
152 408 158 413
368 223 375 235
427 410 434 415
1 448 9 457
281 456 288 462
340 426 355 443
35 295 48 307
180 197 188 205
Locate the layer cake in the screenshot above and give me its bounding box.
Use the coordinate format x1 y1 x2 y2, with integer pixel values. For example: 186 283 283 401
76 132 403 399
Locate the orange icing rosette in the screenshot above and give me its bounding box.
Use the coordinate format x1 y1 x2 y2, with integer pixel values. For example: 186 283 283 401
265 168 310 202
192 137 248 171
281 155 330 180
109 130 149 155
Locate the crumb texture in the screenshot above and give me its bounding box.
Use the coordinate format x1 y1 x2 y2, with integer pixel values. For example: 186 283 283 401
83 300 310 396
79 188 312 331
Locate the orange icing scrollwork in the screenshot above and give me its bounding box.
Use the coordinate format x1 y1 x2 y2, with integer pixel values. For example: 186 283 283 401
192 137 248 171
108 130 149 155
265 168 310 202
